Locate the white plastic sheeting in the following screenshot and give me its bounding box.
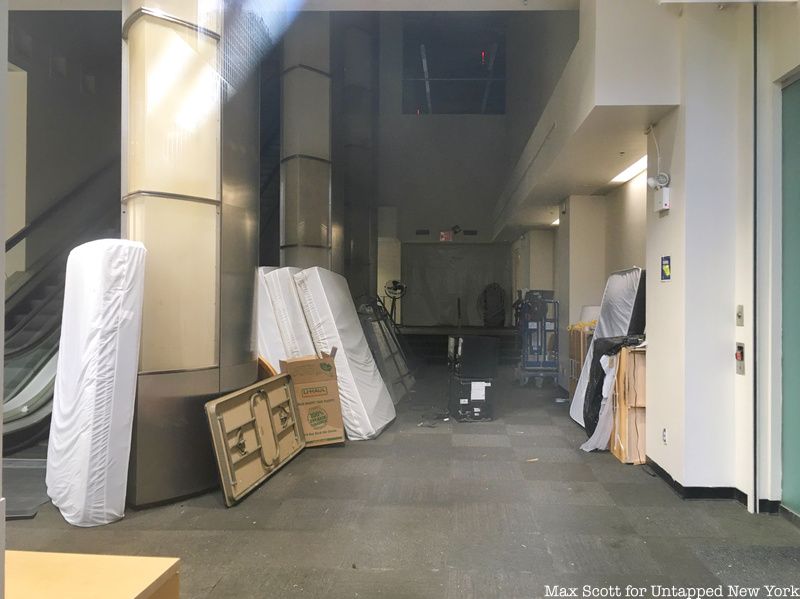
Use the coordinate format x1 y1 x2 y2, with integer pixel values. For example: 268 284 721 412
265 267 317 358
46 240 146 527
401 244 512 326
255 267 285 370
569 268 642 430
580 354 619 452
294 267 396 440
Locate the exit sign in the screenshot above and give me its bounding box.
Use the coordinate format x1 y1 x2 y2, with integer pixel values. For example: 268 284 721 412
439 230 454 242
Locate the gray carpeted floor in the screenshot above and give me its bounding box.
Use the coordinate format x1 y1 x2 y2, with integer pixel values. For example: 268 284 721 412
6 367 800 598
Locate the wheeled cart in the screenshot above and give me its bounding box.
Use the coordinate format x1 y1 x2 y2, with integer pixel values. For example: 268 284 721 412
514 291 559 388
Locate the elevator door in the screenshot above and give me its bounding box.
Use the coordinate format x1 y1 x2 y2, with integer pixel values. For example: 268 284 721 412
782 78 800 515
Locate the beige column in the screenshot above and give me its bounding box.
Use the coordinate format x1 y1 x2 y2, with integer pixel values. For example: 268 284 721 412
121 1 259 506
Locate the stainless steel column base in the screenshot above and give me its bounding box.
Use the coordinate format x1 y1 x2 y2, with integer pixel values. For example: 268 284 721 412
127 368 221 507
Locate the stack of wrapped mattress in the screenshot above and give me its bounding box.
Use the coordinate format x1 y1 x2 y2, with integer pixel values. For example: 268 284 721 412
294 267 396 440
255 267 286 370
264 267 317 358
46 240 146 526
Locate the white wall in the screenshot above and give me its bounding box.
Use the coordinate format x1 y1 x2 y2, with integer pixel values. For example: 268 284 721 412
645 4 755 495
506 11 578 164
493 1 598 236
554 203 570 389
531 229 555 290
567 195 606 323
645 106 687 484
605 171 646 276
554 195 606 388
512 233 531 292
756 2 800 503
511 228 555 294
593 0 681 107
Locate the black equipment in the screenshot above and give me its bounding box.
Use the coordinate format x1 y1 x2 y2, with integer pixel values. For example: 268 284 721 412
447 335 499 422
476 283 506 328
383 280 406 323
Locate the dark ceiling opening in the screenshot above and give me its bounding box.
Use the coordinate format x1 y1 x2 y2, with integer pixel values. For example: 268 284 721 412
402 12 506 115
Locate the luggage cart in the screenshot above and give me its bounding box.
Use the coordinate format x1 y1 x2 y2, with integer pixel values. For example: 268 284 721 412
514 291 559 387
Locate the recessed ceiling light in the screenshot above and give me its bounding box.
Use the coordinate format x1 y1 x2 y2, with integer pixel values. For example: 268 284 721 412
551 218 560 226
611 156 648 184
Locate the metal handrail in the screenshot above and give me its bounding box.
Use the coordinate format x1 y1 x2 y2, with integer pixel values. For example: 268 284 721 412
5 158 119 253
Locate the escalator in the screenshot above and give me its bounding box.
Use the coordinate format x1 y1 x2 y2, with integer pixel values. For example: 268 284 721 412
3 160 120 454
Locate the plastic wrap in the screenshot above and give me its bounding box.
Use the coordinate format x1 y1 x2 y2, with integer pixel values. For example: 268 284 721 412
265 267 316 358
46 240 146 526
580 354 618 452
580 336 643 451
255 267 285 370
294 267 396 440
401 244 512 326
569 268 643 427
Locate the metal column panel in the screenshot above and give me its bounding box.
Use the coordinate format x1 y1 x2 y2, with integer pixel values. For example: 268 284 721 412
219 15 261 393
127 368 220 506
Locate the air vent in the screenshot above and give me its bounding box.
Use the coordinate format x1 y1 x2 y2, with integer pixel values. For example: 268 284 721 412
415 229 430 236
463 230 478 236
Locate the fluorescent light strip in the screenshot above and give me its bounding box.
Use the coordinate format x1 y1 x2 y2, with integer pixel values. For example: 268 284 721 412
611 156 648 184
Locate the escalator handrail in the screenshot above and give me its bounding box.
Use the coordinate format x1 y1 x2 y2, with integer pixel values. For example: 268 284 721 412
5 185 120 312
5 157 119 253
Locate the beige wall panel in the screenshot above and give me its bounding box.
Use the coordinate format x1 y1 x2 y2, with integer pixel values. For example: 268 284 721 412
127 195 218 371
125 0 221 35
126 17 219 199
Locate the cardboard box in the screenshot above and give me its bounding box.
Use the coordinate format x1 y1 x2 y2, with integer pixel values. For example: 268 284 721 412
280 353 345 447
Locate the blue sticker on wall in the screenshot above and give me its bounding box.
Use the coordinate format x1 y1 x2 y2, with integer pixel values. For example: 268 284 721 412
661 256 671 281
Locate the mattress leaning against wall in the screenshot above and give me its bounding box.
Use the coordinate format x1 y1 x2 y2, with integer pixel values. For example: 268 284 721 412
46 240 146 527
255 267 286 371
265 267 317 358
569 268 644 451
294 267 396 440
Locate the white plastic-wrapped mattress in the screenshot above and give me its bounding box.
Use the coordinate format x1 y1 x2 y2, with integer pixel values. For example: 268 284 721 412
46 239 146 527
294 267 395 440
265 267 317 358
255 267 286 370
570 267 642 429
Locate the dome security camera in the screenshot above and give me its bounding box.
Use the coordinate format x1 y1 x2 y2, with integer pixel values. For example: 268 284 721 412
647 172 671 190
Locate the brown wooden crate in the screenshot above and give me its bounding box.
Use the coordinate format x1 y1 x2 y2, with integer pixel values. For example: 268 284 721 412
611 402 646 465
611 348 646 465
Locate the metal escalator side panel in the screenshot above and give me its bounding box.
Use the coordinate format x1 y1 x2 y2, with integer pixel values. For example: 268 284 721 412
3 328 60 402
3 352 57 424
